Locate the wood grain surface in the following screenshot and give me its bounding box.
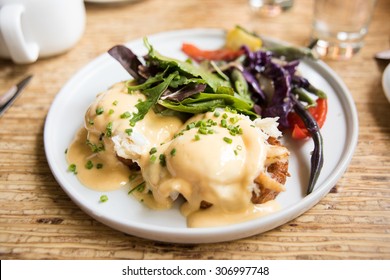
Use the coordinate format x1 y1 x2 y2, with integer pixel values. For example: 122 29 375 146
0 0 389 260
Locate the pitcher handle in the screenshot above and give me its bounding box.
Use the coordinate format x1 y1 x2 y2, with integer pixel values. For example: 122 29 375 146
0 4 39 64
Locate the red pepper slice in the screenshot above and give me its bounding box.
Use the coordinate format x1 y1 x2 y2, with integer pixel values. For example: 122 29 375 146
181 43 244 62
288 98 328 139
291 124 309 139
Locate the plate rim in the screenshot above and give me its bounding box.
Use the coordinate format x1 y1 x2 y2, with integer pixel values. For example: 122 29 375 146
44 28 359 243
382 63 390 103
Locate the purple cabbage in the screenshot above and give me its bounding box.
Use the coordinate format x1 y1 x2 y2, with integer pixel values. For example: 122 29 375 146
238 46 296 128
262 60 293 128
283 60 300 76
241 68 266 103
238 44 326 195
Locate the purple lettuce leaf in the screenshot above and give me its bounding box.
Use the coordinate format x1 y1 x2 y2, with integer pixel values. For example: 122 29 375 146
108 45 145 82
161 83 207 102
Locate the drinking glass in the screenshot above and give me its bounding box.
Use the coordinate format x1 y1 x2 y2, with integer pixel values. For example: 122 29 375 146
311 0 377 60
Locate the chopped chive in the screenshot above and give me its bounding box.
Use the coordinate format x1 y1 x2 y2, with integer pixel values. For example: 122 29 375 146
236 145 242 151
86 139 105 153
137 183 145 192
96 163 103 169
112 100 118 106
159 154 166 167
170 148 177 156
149 147 157 155
105 122 113 137
85 160 94 170
96 107 104 115
125 128 133 136
186 122 196 130
225 107 237 114
234 150 238 156
67 164 77 174
129 121 136 127
229 116 240 124
150 154 157 163
198 127 208 135
128 181 146 194
194 134 200 141
221 119 227 128
99 194 108 203
222 113 228 119
108 109 115 115
174 131 184 138
120 111 131 119
88 119 94 125
223 137 233 144
64 148 68 154
226 124 243 136
214 111 220 117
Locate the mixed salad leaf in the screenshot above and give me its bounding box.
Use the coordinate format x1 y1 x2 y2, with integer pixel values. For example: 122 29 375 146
108 26 328 195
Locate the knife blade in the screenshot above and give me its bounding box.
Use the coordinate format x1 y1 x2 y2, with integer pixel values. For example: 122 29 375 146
0 75 33 117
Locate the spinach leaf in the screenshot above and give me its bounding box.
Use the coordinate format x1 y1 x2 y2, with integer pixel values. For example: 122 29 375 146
159 92 257 118
130 71 178 124
144 38 229 92
126 72 165 92
159 99 226 114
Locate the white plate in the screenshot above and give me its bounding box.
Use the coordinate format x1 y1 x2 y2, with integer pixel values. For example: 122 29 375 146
382 63 390 103
44 28 358 243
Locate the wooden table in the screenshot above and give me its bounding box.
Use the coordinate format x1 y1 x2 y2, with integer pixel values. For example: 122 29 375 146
1 0 389 260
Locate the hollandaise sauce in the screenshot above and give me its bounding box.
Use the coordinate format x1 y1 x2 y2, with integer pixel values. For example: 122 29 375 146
66 82 285 227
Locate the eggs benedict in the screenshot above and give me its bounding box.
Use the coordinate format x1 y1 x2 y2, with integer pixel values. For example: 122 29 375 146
67 82 289 227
